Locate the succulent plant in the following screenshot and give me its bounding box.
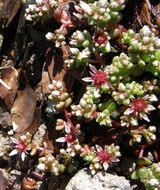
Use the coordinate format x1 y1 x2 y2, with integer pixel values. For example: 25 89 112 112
7 1 160 189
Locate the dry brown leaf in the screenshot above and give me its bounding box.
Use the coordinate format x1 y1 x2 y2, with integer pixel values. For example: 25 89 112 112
155 3 160 28
46 46 76 92
43 130 55 152
0 0 20 27
0 1 3 10
11 85 36 133
22 177 36 190
41 71 52 94
0 169 8 190
25 107 41 135
155 3 160 14
47 53 66 84
140 0 152 26
14 108 42 139
0 67 19 108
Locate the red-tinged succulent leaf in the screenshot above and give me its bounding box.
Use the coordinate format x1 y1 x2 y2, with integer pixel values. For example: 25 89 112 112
0 67 19 108
11 85 36 133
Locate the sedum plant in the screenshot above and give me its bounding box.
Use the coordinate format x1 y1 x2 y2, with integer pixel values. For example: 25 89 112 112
7 1 160 189
78 0 125 27
131 162 160 190
25 0 57 22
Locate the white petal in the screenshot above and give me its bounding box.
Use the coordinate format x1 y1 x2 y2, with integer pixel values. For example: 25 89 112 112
21 152 25 161
91 169 96 175
147 105 155 111
80 1 92 15
89 65 97 74
37 163 46 172
112 157 119 162
36 0 43 5
124 108 133 115
9 149 18 156
149 94 158 102
45 32 54 41
148 126 156 132
94 88 100 98
65 124 71 134
95 145 102 152
130 117 138 126
70 48 79 54
82 77 93 82
103 162 109 171
140 113 150 122
10 137 18 144
56 137 66 143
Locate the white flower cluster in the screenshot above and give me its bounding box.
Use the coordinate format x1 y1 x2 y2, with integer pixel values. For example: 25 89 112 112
46 29 66 47
25 0 57 22
129 26 160 52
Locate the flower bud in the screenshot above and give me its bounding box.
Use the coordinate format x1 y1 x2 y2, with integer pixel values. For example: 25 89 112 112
37 163 46 172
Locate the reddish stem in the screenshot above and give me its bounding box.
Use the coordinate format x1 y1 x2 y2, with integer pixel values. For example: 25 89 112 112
64 109 73 127
138 144 147 158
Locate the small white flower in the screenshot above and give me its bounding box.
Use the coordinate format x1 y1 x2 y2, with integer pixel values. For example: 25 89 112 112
56 81 63 89
80 1 92 15
51 90 60 97
118 83 126 91
136 135 142 143
28 4 36 12
70 48 79 55
130 117 138 126
37 163 46 172
36 0 43 5
149 178 159 187
148 94 158 102
124 95 156 123
140 26 151 37
46 32 54 41
42 6 49 12
154 39 160 48
148 126 156 132
80 99 87 107
9 137 30 161
152 60 160 67
142 36 150 44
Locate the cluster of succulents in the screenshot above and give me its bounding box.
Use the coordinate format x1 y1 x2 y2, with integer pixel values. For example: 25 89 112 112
46 30 66 48
122 26 160 76
71 85 99 120
78 0 125 27
9 113 121 176
7 0 160 189
46 80 72 114
25 0 57 22
129 125 156 145
131 162 160 190
9 131 52 161
55 113 121 175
